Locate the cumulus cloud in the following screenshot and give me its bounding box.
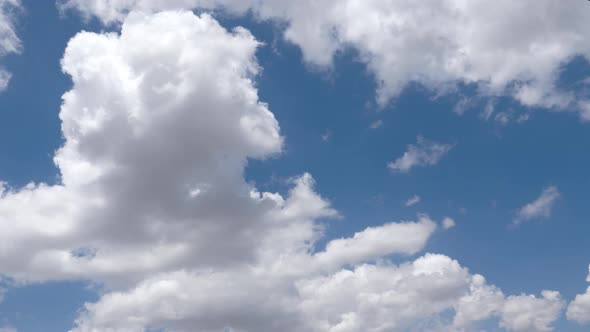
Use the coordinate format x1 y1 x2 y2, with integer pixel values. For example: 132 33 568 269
404 194 420 207
0 0 21 91
58 0 590 119
501 291 565 332
568 288 590 325
388 136 453 173
567 265 590 324
514 186 561 225
0 8 570 332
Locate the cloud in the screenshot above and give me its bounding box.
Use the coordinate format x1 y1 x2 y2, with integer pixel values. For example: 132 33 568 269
58 0 590 119
0 0 22 91
566 265 590 324
442 217 456 230
0 10 291 285
514 186 561 225
568 287 590 324
404 194 420 207
501 291 565 332
388 136 453 173
0 8 570 332
369 119 383 129
313 215 437 269
321 129 332 142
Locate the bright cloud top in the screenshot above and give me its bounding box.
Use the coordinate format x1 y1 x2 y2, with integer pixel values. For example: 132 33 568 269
58 0 590 120
0 0 21 90
388 136 453 173
514 186 561 225
0 9 573 332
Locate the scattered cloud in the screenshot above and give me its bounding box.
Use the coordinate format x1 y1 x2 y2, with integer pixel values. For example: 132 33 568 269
404 194 420 207
321 129 332 142
442 217 456 230
369 119 383 129
566 265 590 324
514 186 561 225
388 136 453 173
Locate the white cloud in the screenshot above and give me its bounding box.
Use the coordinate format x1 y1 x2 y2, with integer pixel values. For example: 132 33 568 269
404 194 420 207
388 136 453 173
567 287 590 324
0 8 571 332
313 215 437 269
514 186 561 225
501 291 565 332
442 217 456 230
58 0 590 119
566 265 590 324
0 10 291 285
0 0 21 91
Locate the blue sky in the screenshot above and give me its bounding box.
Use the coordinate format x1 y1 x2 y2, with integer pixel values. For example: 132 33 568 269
1 1 590 332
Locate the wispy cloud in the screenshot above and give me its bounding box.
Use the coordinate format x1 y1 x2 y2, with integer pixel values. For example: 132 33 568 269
404 195 421 207
388 136 453 173
442 217 456 230
514 186 561 225
321 129 332 142
370 120 383 129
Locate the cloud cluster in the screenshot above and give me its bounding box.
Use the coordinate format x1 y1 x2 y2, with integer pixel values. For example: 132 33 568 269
0 7 580 332
0 0 21 90
388 136 453 173
58 0 590 119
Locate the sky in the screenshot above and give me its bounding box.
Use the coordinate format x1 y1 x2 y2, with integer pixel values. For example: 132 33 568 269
0 1 590 332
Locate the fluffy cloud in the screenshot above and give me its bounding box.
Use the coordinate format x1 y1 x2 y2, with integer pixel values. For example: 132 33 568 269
567 265 590 324
514 186 561 225
388 136 453 173
0 8 571 332
71 254 562 332
500 291 565 332
0 0 21 90
568 287 590 325
58 0 590 119
0 10 297 286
